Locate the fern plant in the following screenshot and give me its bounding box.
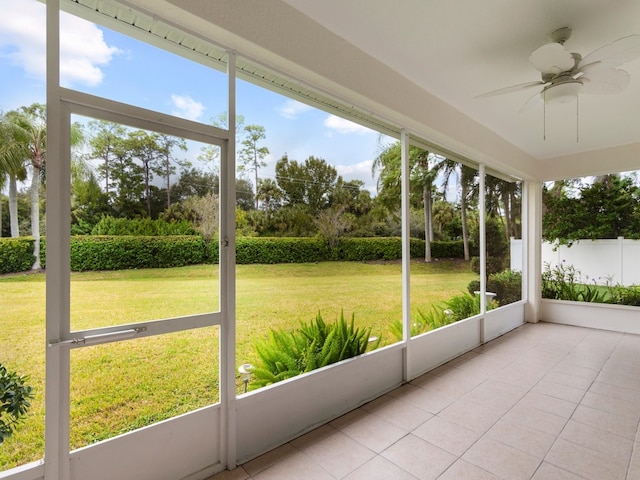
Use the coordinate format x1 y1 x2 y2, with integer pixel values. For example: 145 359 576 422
389 291 497 342
250 311 379 388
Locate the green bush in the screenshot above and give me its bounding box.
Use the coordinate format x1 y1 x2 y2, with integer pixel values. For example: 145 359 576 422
390 306 456 341
0 238 35 274
91 215 197 236
0 363 34 445
69 236 206 271
470 255 506 275
0 236 461 274
389 291 495 342
206 240 220 264
467 270 522 306
430 240 464 258
236 237 329 264
331 237 401 261
609 285 640 306
250 311 378 388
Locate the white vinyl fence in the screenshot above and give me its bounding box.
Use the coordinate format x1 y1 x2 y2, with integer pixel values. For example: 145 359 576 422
511 237 640 286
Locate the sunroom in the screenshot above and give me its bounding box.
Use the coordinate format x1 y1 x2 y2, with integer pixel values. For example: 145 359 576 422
3 1 640 479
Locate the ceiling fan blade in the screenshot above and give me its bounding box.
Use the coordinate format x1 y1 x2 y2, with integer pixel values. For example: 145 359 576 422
519 91 543 113
580 68 630 94
529 43 575 74
579 34 640 71
475 81 544 98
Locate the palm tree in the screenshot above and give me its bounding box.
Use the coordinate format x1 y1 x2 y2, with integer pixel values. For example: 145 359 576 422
8 105 47 269
6 104 83 268
459 165 477 261
256 178 282 218
372 142 446 262
0 111 30 238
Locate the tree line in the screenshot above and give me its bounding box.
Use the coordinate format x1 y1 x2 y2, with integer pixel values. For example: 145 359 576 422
2 103 532 269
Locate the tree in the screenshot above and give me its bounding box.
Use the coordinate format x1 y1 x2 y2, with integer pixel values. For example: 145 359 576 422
330 178 372 216
372 142 446 262
184 192 219 241
172 167 218 201
314 206 350 249
543 174 640 244
89 120 127 197
439 161 478 261
107 137 145 218
304 156 338 213
275 155 338 214
236 177 256 211
125 130 166 217
275 154 307 206
0 111 28 237
238 125 269 209
70 160 110 234
256 178 282 217
459 165 477 261
4 104 85 268
156 134 186 209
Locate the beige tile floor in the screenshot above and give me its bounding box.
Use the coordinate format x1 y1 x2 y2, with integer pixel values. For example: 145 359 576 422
209 322 640 480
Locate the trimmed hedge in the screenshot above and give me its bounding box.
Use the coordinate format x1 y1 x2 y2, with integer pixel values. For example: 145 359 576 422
0 236 466 274
236 237 329 264
431 240 464 259
69 236 207 271
0 238 35 274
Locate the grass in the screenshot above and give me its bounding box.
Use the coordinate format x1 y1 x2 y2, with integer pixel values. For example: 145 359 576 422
0 259 475 470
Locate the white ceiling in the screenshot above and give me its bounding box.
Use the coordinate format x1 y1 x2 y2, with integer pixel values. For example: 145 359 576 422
280 0 640 161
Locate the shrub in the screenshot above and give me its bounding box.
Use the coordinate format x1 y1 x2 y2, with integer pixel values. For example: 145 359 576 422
0 238 35 274
389 291 495 342
0 235 461 274
236 237 329 264
467 270 522 306
69 236 206 271
470 255 506 275
0 363 34 445
430 240 464 258
250 311 379 388
609 284 640 306
91 215 197 236
445 292 484 321
331 237 402 261
390 306 457 341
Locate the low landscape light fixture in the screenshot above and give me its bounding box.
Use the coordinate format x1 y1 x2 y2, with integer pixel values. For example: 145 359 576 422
238 363 254 393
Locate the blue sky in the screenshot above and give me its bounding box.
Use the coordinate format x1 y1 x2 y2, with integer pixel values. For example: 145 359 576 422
0 0 393 194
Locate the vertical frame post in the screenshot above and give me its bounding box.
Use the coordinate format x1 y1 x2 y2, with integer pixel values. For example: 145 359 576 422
220 51 237 469
45 0 71 478
479 164 486 343
525 181 543 323
400 130 411 380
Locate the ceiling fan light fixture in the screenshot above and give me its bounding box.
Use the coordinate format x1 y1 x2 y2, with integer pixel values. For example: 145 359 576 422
543 80 583 104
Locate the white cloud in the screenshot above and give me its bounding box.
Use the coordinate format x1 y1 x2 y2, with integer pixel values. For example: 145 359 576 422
171 94 205 121
0 0 120 87
336 160 373 177
324 115 371 135
277 99 313 119
336 160 378 194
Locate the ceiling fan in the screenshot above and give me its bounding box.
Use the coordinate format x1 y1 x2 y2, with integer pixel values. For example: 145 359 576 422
477 27 640 112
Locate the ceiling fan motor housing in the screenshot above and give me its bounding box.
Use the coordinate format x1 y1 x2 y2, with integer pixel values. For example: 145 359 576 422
544 80 583 104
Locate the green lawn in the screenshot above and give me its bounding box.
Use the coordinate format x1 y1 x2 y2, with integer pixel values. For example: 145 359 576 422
0 260 475 470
